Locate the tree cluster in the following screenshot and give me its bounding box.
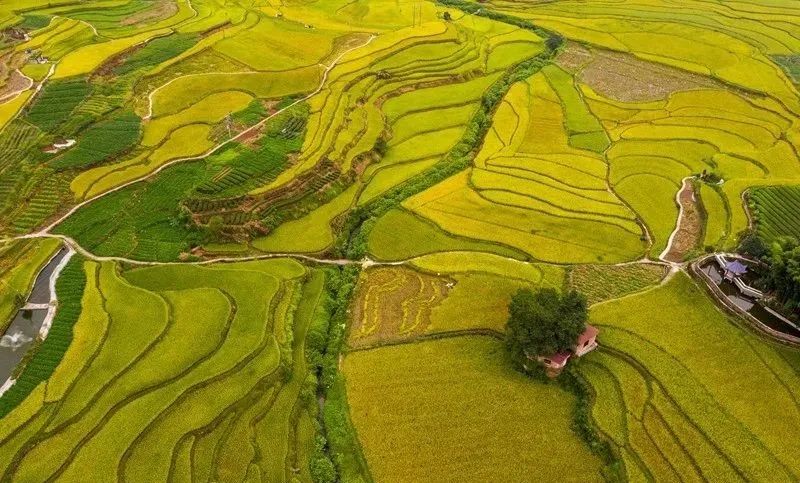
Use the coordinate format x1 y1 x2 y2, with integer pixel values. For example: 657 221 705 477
505 288 588 367
762 237 800 317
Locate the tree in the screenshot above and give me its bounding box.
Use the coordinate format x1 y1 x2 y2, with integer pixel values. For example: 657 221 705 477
763 237 800 314
207 215 224 239
505 288 588 368
738 232 768 259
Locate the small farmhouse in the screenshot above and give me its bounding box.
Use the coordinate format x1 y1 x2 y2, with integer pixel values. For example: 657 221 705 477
573 324 599 356
532 324 599 377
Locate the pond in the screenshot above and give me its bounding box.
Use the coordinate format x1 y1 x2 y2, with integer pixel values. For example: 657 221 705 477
0 246 71 388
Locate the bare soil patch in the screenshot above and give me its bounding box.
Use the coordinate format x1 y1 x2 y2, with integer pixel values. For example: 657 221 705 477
558 42 720 102
0 69 30 100
121 0 178 26
664 179 702 262
348 266 451 348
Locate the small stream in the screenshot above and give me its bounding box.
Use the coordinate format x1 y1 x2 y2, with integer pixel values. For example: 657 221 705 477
699 259 800 338
0 247 71 387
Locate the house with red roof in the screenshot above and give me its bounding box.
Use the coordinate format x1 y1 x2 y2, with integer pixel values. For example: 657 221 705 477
530 325 599 377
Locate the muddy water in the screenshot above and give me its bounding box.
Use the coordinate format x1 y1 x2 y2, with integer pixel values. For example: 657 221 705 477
0 247 69 383
700 261 800 338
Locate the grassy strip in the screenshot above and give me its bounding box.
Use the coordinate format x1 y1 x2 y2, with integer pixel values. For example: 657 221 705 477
305 265 371 483
560 367 625 482
335 2 562 259
0 254 86 418
113 33 199 76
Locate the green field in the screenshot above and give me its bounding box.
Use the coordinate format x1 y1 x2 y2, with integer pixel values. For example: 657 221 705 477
750 185 800 243
582 273 800 481
1 0 800 480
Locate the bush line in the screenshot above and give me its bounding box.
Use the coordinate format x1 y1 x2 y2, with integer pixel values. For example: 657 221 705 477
334 2 562 259
560 366 625 482
306 265 372 483
0 255 87 418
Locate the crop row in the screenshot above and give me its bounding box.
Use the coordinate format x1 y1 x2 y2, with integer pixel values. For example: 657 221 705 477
23 78 92 133
750 186 800 243
50 110 141 171
570 263 666 305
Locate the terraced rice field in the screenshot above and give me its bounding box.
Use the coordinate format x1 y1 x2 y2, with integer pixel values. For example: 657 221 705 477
581 273 800 481
1 0 800 481
343 336 605 482
0 258 325 481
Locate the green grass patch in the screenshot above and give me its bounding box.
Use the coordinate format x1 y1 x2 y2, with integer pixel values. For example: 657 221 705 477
113 33 198 76
24 78 92 133
750 185 800 243
50 111 141 171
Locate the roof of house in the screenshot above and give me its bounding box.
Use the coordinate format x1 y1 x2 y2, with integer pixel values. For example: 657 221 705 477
725 260 748 275
576 324 599 346
545 352 571 364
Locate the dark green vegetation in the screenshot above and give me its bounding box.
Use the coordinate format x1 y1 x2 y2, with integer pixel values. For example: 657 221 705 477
54 161 205 261
50 110 141 170
308 266 371 483
774 55 800 84
760 238 800 317
55 105 311 258
750 185 800 244
505 287 588 365
24 79 92 132
0 254 86 418
113 33 199 76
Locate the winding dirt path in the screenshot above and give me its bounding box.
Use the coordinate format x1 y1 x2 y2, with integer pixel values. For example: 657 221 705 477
660 177 702 263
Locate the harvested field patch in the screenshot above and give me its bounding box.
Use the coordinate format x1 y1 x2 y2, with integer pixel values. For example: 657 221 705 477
662 178 702 262
121 0 178 26
349 266 449 348
563 44 720 103
570 263 667 305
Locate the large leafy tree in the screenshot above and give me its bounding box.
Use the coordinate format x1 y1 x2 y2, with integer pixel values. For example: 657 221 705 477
764 237 800 314
505 288 588 367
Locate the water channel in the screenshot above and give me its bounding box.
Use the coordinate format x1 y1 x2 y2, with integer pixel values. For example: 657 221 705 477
0 246 72 391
